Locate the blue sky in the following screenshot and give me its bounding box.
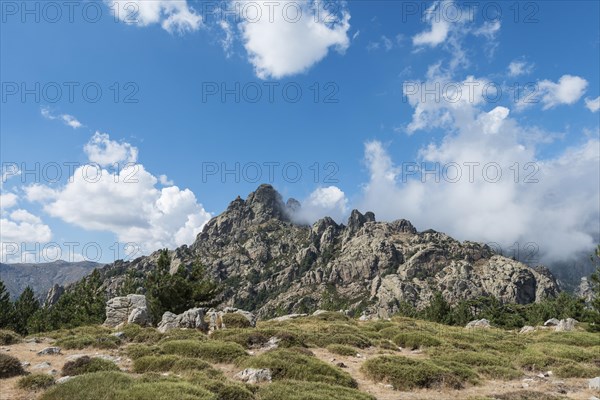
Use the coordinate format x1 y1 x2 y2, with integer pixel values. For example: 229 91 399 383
1 0 599 265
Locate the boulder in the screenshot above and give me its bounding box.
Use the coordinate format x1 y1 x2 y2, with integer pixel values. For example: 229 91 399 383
234 368 272 384
466 319 491 329
544 318 560 326
555 318 578 332
271 313 308 322
157 308 207 333
56 376 74 384
37 347 61 355
589 376 600 390
104 294 150 328
519 326 535 334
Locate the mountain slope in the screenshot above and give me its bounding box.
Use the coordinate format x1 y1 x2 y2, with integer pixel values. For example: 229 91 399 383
88 184 559 319
0 261 100 300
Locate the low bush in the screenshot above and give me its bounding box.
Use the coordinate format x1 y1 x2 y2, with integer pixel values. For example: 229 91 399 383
133 355 212 373
361 355 477 390
62 356 119 376
17 373 55 390
162 340 247 363
0 329 21 345
240 349 357 388
392 332 441 350
222 313 252 329
326 344 358 356
0 353 26 378
56 334 121 350
40 371 215 400
126 344 163 359
257 380 376 400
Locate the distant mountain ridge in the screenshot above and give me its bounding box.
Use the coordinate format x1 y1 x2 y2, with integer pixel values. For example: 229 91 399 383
74 184 560 319
0 261 100 300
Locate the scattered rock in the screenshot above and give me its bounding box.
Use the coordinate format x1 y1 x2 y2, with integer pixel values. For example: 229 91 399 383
262 337 281 351
37 347 61 356
466 319 491 329
21 362 30 367
113 331 126 339
519 325 535 334
234 368 272 384
589 376 600 390
56 376 73 384
335 362 347 368
544 318 560 326
271 313 308 322
33 362 52 369
312 310 328 316
104 294 150 328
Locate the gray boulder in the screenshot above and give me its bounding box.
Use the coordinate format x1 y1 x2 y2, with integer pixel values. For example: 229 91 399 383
466 319 491 329
157 308 207 333
37 347 61 355
589 376 600 390
104 294 150 328
234 368 272 384
519 325 535 334
544 318 560 326
555 318 578 332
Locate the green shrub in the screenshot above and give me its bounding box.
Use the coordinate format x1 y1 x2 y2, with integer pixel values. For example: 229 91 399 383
0 329 21 345
392 332 441 349
433 350 511 367
0 353 26 378
133 355 212 373
17 373 55 390
361 355 477 390
318 333 372 349
240 349 356 388
326 344 357 356
126 344 163 359
40 371 216 400
56 334 121 350
257 380 376 400
162 340 247 363
209 329 270 349
554 362 600 378
62 356 119 376
311 312 350 322
476 365 522 380
159 329 207 343
222 313 252 329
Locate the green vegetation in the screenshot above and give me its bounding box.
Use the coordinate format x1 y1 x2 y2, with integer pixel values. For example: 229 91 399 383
326 344 358 356
240 349 357 388
392 332 442 349
133 355 212 373
0 353 26 378
161 340 247 363
0 329 21 345
121 251 221 323
62 356 120 376
257 381 376 400
17 373 55 390
361 355 478 390
221 313 252 328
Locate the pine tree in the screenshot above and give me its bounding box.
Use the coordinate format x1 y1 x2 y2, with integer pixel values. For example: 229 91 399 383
0 280 14 329
13 287 39 335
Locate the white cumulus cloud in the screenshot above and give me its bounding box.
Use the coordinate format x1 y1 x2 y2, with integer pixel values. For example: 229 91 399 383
293 186 349 224
507 60 534 77
236 0 351 79
84 132 139 167
537 75 588 110
105 0 202 34
585 96 600 112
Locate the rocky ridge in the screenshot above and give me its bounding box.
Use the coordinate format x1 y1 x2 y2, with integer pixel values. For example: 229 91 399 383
57 184 561 320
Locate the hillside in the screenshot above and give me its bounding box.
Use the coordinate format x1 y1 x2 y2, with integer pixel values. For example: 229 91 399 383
0 261 100 300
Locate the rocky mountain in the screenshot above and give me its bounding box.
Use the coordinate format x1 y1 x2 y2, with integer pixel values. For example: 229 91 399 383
0 261 100 300
73 184 560 320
